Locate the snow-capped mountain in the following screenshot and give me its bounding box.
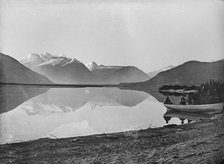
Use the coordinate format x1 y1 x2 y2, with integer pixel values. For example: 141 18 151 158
22 53 149 84
22 53 96 84
86 61 99 71
22 53 83 68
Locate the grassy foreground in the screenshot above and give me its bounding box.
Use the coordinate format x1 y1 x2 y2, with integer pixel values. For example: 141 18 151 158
0 115 224 164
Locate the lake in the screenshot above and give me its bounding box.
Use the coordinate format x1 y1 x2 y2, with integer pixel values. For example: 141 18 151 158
0 86 196 144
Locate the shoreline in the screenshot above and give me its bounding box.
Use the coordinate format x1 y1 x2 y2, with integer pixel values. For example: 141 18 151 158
1 115 224 163
0 82 120 88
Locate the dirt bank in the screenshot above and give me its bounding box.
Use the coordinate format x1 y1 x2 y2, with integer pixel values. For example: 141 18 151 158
0 115 224 164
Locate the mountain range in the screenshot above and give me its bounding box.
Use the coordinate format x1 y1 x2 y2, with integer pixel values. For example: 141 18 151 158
1 52 223 92
21 53 96 84
21 53 150 84
90 63 150 84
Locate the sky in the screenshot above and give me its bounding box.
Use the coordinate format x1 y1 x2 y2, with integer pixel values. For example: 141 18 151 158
0 0 224 72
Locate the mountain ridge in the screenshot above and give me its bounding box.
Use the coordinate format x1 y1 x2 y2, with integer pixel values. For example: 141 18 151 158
124 59 224 91
0 53 52 84
22 53 149 84
147 65 174 79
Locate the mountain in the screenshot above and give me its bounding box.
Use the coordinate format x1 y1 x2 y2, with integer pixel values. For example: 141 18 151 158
0 53 51 84
148 60 224 89
147 65 174 79
119 59 224 103
86 61 99 71
22 53 97 84
86 61 149 83
22 53 149 84
107 66 149 83
0 53 51 114
126 59 224 91
86 61 122 79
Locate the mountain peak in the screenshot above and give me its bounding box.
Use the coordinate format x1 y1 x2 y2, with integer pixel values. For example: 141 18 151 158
86 61 98 70
22 54 150 84
159 65 174 72
147 65 175 79
22 52 82 67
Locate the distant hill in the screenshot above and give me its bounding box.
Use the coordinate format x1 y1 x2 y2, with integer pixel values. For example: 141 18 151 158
119 59 224 102
148 60 224 89
86 61 123 79
22 53 149 84
108 66 149 83
147 65 174 79
87 61 149 83
0 53 51 84
129 59 224 91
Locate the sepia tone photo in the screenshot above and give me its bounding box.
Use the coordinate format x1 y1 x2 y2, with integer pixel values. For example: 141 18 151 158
0 0 224 163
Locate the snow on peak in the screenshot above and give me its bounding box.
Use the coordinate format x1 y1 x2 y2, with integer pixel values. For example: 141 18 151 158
159 65 174 72
147 65 175 79
86 61 98 70
86 61 124 71
22 52 82 66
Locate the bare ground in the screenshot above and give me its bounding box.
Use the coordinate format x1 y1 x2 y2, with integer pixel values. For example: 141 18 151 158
0 115 224 164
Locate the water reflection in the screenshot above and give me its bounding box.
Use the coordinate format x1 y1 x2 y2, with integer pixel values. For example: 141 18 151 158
0 86 48 114
1 86 215 144
118 85 186 104
0 87 171 144
22 88 150 115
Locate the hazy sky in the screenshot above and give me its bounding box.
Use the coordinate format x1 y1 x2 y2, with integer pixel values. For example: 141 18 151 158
0 0 224 72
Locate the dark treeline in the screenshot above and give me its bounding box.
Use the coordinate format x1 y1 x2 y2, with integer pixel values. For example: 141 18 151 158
159 85 199 91
192 80 224 104
160 80 224 104
159 90 184 97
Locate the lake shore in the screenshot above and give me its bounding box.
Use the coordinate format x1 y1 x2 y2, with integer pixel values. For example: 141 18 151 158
0 114 224 164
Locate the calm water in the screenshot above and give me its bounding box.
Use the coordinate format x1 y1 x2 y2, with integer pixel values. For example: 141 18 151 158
0 87 206 144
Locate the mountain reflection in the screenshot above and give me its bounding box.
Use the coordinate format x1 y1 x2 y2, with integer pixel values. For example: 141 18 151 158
22 88 150 115
119 86 167 103
0 87 168 144
0 86 48 114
